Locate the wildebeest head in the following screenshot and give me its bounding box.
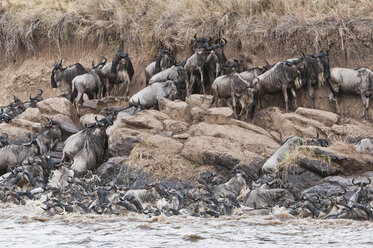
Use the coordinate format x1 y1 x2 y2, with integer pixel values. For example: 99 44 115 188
111 51 129 73
29 89 43 102
95 115 113 128
155 49 176 72
45 117 60 129
315 50 331 80
194 46 211 67
191 33 211 49
284 60 302 89
51 59 67 88
209 38 227 63
260 60 272 73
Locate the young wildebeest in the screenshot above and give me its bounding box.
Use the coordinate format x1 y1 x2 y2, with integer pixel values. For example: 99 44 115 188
211 72 255 120
51 59 90 93
129 78 181 111
328 67 373 119
100 51 135 98
252 60 302 113
145 49 176 85
71 58 107 115
184 34 212 96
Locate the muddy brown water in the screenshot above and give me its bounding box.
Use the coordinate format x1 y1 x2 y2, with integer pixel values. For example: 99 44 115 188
1 202 373 247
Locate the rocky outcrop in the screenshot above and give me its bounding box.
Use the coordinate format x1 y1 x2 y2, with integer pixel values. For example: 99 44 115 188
37 97 80 133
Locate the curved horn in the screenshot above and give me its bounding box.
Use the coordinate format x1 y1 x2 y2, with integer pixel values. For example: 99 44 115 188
38 89 43 96
220 38 227 46
194 33 197 40
265 60 270 66
0 108 3 114
29 94 33 101
366 177 371 185
95 116 99 122
352 177 359 186
59 59 63 66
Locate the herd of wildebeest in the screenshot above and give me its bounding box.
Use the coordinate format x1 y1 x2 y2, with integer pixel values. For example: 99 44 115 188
0 34 373 219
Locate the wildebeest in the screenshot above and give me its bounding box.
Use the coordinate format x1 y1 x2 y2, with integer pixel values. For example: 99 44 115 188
184 46 212 96
51 59 90 91
100 51 135 98
71 58 107 115
23 89 43 109
206 38 227 81
294 50 330 108
328 67 373 119
211 72 255 120
252 60 302 113
35 118 62 155
148 63 186 85
145 49 176 85
184 34 212 96
0 139 38 172
1 96 25 118
0 108 12 123
70 125 106 176
61 117 111 162
129 79 181 110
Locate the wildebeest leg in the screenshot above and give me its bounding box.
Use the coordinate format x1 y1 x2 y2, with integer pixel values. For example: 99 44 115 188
290 87 297 110
186 71 191 97
158 98 163 111
282 86 289 113
199 67 206 95
231 93 238 119
107 83 114 97
189 74 196 97
366 96 370 120
308 83 315 109
125 76 131 99
361 93 367 119
74 92 83 116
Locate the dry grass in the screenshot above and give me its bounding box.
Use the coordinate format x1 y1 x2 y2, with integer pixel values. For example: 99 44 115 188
0 0 372 60
276 142 331 175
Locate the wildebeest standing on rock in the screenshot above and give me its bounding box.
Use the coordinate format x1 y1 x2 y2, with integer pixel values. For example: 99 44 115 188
145 49 176 85
328 67 373 119
184 34 212 96
211 72 255 120
71 57 108 115
100 51 134 98
295 50 331 108
51 59 90 95
252 60 302 113
206 38 227 81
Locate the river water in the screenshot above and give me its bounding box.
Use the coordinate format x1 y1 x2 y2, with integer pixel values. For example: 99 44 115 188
1 202 372 248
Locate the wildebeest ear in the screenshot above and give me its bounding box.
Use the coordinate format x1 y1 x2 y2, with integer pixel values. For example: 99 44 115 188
252 78 259 85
